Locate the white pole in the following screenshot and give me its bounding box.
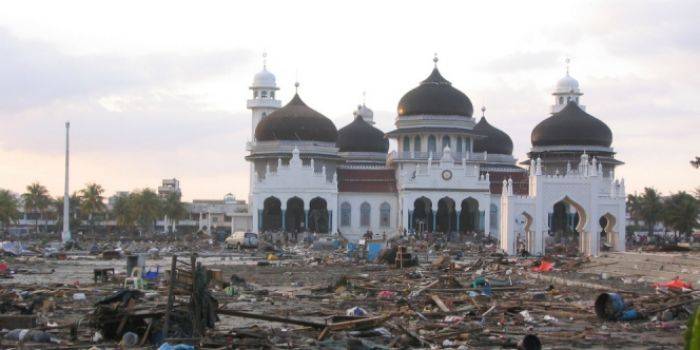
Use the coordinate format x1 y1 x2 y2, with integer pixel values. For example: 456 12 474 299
62 122 71 243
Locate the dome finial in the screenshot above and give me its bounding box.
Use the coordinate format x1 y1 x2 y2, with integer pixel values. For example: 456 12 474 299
433 52 439 67
565 57 571 76
481 105 486 118
362 90 366 106
294 81 300 93
262 51 268 69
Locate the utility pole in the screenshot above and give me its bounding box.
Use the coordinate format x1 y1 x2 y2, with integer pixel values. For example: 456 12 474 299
62 122 72 243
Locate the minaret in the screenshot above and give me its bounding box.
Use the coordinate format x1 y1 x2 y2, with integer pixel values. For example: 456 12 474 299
61 122 71 243
247 52 281 140
551 58 585 113
246 53 280 204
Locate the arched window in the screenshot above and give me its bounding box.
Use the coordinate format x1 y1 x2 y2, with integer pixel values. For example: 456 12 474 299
428 135 437 154
270 91 275 98
360 202 371 227
261 90 268 98
340 202 351 227
442 135 451 151
254 91 258 98
414 136 422 153
464 138 471 152
558 96 564 104
380 202 391 227
456 137 463 153
262 112 267 118
403 136 410 153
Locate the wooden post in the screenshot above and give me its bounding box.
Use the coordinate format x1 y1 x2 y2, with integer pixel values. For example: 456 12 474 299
191 253 200 339
162 255 177 338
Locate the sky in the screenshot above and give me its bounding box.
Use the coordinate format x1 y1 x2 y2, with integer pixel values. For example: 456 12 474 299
0 0 698 201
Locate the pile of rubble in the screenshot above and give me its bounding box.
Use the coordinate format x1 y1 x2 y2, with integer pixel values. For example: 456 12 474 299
0 238 697 348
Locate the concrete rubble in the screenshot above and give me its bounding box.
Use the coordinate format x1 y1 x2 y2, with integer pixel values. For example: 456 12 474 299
0 234 698 349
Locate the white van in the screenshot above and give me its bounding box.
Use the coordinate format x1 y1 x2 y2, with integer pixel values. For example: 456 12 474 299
225 231 258 249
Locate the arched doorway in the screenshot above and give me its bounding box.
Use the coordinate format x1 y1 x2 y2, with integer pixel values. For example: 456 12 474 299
413 197 433 233
599 213 617 251
547 197 586 254
262 197 282 231
436 197 457 233
309 197 329 233
460 198 480 233
285 197 304 233
516 212 534 254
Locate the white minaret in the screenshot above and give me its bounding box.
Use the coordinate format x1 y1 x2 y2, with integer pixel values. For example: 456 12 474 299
61 122 71 243
247 52 281 140
551 58 585 113
246 53 280 204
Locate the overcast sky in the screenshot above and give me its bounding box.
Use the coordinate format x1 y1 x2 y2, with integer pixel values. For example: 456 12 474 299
0 0 698 201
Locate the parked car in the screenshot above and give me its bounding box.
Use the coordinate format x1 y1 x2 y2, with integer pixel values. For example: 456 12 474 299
225 231 258 249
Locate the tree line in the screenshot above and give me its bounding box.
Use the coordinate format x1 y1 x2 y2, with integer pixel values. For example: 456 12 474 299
627 187 700 239
0 182 187 235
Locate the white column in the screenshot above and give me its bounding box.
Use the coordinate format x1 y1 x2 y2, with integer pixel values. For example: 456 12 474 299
61 122 71 243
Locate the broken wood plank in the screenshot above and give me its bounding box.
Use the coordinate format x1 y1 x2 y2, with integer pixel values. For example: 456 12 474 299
430 294 451 312
217 309 326 329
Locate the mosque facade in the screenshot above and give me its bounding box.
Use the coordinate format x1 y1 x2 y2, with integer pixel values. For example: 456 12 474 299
244 57 626 256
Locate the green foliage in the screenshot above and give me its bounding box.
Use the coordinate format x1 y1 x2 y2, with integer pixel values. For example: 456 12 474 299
21 182 52 233
79 183 107 234
663 191 700 238
162 191 187 232
627 188 664 235
685 306 700 350
0 189 21 231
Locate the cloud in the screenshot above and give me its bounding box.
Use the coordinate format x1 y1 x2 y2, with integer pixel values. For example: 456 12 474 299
478 51 560 73
0 27 252 111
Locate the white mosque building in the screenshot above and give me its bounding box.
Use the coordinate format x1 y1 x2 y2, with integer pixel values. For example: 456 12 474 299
243 56 626 256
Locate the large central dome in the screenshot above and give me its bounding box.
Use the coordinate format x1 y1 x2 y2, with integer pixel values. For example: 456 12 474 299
337 115 388 153
531 102 612 148
255 93 338 142
397 67 473 117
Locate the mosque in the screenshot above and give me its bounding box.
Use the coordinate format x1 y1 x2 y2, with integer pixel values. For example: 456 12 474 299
244 56 626 256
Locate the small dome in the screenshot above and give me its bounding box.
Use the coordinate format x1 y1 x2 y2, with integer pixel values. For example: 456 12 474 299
473 117 513 155
255 93 337 142
531 102 612 147
555 74 580 94
353 104 374 123
337 115 388 153
252 68 276 88
397 67 473 117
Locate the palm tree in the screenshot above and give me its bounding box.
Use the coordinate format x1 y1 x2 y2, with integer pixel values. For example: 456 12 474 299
112 193 137 234
631 188 664 236
54 193 82 232
0 189 20 236
162 191 187 234
79 183 107 234
663 192 699 240
133 189 162 234
22 182 51 234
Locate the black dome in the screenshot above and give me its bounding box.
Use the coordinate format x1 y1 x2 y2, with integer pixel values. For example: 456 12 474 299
255 93 338 142
531 102 612 147
473 117 513 155
397 68 473 117
337 116 389 153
